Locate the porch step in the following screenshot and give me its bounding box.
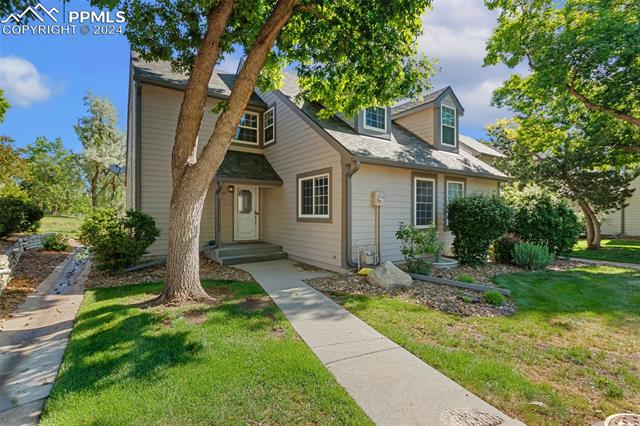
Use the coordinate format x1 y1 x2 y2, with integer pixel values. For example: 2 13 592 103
220 251 287 265
208 243 287 265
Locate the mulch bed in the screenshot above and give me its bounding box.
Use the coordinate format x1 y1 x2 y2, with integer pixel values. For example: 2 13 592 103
0 248 70 325
307 259 587 318
307 273 517 317
86 256 256 289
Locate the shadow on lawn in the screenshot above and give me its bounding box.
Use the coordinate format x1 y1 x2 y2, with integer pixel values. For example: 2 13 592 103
52 280 274 396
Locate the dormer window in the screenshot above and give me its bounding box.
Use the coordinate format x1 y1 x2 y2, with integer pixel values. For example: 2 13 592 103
363 107 387 132
233 111 259 145
441 106 456 146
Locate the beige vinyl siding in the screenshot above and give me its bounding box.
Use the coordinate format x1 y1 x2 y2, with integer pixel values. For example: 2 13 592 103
139 84 217 256
260 91 344 271
351 164 500 261
395 108 435 145
601 176 640 236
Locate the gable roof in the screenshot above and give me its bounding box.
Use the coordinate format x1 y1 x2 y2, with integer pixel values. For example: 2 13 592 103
278 73 508 181
131 55 267 108
459 135 504 158
216 151 282 184
391 86 465 119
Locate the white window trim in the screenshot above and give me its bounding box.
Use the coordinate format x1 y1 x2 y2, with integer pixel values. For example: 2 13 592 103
232 110 260 145
298 173 330 219
446 180 465 202
440 105 457 147
363 107 387 132
413 177 436 228
263 107 275 146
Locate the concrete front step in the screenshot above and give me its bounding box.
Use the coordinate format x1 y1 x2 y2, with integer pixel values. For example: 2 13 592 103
216 242 283 257
220 251 287 265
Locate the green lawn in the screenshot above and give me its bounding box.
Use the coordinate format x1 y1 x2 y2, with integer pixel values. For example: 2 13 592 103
572 239 640 264
41 280 371 426
334 266 640 426
38 215 83 237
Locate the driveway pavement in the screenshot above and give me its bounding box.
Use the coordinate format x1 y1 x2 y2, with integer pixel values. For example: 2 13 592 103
237 259 524 426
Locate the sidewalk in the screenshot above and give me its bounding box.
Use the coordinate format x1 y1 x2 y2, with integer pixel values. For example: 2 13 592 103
0 251 90 426
237 260 523 426
570 257 640 270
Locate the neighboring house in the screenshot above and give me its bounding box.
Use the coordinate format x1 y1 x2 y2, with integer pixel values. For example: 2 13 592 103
600 177 640 236
126 54 509 272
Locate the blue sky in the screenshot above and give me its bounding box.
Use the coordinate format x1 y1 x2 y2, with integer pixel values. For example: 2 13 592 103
0 0 517 153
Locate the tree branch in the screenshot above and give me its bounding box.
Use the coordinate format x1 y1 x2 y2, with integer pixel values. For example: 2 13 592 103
171 0 234 186
565 83 640 127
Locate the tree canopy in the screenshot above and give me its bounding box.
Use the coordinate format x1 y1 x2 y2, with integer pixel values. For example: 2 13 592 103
75 93 125 209
485 0 640 130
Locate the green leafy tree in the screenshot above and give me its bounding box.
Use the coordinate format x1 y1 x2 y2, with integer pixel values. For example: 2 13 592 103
485 0 640 133
75 93 125 209
21 137 87 215
489 112 640 249
0 89 9 122
0 91 29 197
91 0 435 304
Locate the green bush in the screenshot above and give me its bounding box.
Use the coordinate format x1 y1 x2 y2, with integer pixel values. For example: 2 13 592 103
506 187 582 257
42 233 70 251
0 197 44 239
484 290 506 306
455 274 476 283
396 223 443 274
513 242 555 271
79 208 160 272
493 234 520 264
447 194 514 265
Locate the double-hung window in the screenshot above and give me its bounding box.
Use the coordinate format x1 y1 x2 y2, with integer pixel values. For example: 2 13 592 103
363 107 387 132
414 177 435 227
446 180 464 225
264 107 275 145
233 111 259 145
298 173 330 219
441 105 456 146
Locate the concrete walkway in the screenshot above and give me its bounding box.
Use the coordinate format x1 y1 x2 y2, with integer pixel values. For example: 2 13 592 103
237 260 523 426
0 251 90 426
570 257 640 270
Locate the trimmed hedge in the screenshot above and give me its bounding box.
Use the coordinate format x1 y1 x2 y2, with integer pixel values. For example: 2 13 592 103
79 208 159 272
0 197 44 239
448 194 514 265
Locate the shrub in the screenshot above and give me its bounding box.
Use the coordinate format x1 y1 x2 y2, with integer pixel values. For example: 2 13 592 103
484 290 506 306
513 242 555 270
42 233 70 251
506 187 582 257
447 194 514 265
455 273 476 283
79 208 160 272
395 223 444 274
493 234 520 264
0 197 44 239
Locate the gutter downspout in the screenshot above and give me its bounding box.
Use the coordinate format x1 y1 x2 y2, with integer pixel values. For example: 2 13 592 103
212 181 223 249
345 161 361 268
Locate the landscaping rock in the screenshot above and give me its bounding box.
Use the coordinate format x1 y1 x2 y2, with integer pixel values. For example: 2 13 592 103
367 261 413 289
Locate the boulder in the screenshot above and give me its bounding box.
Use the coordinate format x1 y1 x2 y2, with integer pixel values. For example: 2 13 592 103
367 261 413 289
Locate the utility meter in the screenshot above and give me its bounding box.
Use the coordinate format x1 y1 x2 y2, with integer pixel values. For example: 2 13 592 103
371 191 385 207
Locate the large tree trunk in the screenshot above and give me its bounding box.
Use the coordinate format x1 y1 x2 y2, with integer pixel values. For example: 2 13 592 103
160 0 299 305
579 201 602 249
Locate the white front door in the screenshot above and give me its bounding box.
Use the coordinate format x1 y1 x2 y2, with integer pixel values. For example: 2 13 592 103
234 185 259 241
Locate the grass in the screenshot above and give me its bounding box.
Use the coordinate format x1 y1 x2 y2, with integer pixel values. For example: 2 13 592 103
41 280 371 426
38 215 83 237
334 266 640 425
572 239 640 264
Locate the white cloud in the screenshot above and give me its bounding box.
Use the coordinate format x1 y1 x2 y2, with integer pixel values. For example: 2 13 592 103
418 0 523 136
0 56 52 107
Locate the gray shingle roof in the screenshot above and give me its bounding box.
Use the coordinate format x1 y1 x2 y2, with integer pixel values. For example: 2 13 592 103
132 56 267 108
391 88 448 116
216 151 282 183
459 134 504 158
280 73 508 180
